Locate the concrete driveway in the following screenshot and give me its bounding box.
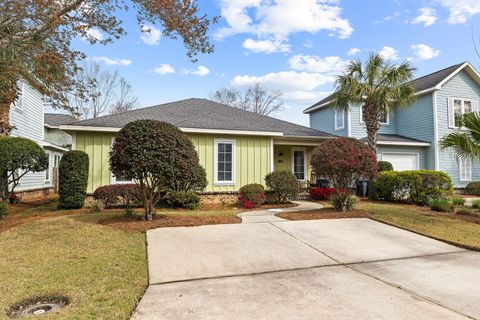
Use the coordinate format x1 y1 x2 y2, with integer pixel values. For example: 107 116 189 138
132 218 480 320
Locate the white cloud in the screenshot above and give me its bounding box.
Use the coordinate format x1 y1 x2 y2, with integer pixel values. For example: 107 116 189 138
84 28 104 41
411 44 440 60
303 40 314 48
92 56 132 66
379 46 399 60
216 0 353 46
411 7 437 26
232 71 335 92
153 64 175 75
374 11 401 24
347 47 361 56
185 65 210 76
439 0 480 24
288 55 346 73
242 38 290 53
140 25 161 45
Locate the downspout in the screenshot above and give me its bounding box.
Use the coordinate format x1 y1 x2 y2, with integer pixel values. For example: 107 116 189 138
432 91 440 171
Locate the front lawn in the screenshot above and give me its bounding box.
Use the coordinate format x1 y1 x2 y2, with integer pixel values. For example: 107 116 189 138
0 201 241 319
360 201 480 250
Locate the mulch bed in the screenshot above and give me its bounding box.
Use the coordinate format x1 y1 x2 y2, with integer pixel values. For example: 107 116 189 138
276 208 372 220
99 214 241 233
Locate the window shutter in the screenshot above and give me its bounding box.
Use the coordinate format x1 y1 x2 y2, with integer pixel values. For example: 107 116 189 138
448 98 455 128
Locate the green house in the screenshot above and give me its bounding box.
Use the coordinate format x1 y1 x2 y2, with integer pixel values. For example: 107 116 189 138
59 98 333 193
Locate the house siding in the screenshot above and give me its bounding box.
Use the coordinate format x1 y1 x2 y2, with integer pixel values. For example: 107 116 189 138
309 107 348 136
348 103 397 138
75 132 273 193
273 145 314 181
436 70 480 187
45 128 72 148
9 82 49 192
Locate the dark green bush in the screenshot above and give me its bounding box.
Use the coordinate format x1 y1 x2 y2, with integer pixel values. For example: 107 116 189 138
369 170 453 205
428 198 454 213
265 170 299 204
465 182 480 196
452 197 466 206
0 201 8 219
93 184 142 208
163 191 200 209
238 183 266 208
473 200 480 209
58 151 89 209
378 161 394 172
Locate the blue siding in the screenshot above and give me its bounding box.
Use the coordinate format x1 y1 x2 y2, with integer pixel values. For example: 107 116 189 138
436 70 480 187
309 107 348 136
348 103 396 138
395 94 435 169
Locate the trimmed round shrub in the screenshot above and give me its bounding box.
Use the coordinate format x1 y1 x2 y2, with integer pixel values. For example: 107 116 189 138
110 120 204 220
311 137 378 211
265 170 299 204
370 170 453 205
163 191 200 210
378 161 394 172
0 136 48 199
465 181 480 196
238 183 266 208
93 184 142 208
58 151 89 209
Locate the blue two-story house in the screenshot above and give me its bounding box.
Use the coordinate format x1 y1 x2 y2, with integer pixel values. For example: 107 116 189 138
304 62 480 188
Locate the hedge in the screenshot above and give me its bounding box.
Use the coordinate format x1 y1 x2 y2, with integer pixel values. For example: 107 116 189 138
465 181 480 196
58 151 89 209
369 170 453 205
378 161 393 172
163 191 200 210
93 184 142 208
238 183 266 208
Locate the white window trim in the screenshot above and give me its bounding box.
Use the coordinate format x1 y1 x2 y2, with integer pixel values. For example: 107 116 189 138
291 147 307 182
449 97 477 129
459 156 472 182
360 106 389 125
214 139 236 185
45 152 51 182
110 137 134 184
334 109 345 130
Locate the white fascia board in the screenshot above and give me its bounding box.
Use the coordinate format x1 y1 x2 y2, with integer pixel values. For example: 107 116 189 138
377 141 430 147
39 141 69 152
59 125 284 137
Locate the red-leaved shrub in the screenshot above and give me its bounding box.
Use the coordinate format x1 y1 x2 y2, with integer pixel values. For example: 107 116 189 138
309 187 336 200
238 183 266 208
93 184 142 208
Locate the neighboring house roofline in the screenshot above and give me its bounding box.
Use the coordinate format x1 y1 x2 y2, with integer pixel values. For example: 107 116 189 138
304 61 478 114
360 134 431 147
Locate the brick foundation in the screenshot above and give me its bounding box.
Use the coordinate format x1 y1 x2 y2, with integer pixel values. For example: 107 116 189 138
199 193 239 206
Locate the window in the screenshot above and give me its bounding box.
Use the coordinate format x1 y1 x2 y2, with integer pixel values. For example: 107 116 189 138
459 157 472 182
360 106 389 124
112 174 134 184
214 139 235 184
45 153 51 181
334 109 345 130
15 82 24 110
450 98 475 128
292 148 306 181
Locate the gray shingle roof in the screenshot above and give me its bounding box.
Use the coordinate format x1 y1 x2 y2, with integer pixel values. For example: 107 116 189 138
304 62 466 113
44 113 76 127
69 98 334 138
360 134 429 144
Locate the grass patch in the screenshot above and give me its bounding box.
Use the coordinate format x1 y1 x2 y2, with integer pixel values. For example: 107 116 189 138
360 201 480 250
0 212 147 320
276 207 371 220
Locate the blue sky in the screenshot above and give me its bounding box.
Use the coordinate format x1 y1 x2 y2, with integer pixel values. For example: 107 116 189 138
73 0 480 126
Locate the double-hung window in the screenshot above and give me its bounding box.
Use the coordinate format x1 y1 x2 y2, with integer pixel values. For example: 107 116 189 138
459 157 472 182
450 98 475 128
292 148 306 181
360 106 389 124
215 139 235 184
334 109 345 130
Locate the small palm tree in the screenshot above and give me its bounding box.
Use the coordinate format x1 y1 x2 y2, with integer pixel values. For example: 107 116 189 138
441 112 480 159
331 53 417 152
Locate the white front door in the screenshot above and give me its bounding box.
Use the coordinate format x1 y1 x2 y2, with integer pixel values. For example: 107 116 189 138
382 153 419 171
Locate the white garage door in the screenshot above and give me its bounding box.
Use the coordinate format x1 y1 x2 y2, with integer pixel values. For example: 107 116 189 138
382 153 419 171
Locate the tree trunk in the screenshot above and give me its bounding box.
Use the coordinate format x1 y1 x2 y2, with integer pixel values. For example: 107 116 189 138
0 78 18 136
362 103 381 153
0 170 9 201
144 197 154 221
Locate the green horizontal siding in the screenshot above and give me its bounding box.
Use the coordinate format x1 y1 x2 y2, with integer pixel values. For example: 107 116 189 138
75 132 273 193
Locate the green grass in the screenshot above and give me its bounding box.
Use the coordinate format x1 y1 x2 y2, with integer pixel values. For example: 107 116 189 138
0 212 147 320
360 201 480 250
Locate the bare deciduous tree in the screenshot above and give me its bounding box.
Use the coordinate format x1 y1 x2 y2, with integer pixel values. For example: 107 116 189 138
210 83 283 116
67 61 138 119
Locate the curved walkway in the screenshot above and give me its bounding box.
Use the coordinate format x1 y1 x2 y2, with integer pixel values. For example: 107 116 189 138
238 200 323 223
